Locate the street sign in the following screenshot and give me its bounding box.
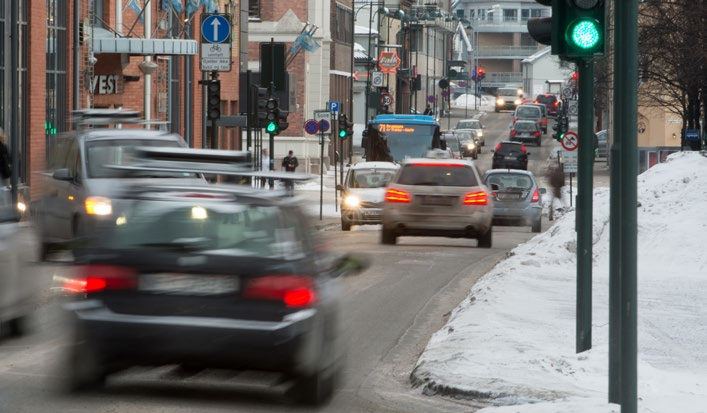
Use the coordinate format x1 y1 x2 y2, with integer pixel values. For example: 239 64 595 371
314 111 331 134
567 100 578 116
562 149 578 173
380 93 393 106
328 101 339 113
562 87 574 99
685 129 700 141
201 14 231 44
200 43 232 71
561 131 579 151
304 119 319 135
371 71 384 88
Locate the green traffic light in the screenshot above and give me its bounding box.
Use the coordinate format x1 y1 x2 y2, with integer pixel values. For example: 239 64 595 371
568 19 601 49
339 129 347 139
266 121 278 134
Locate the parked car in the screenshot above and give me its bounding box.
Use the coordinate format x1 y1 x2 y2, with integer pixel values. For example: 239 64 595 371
35 117 204 260
491 141 530 170
534 94 560 116
381 150 493 247
0 187 40 338
454 118 485 146
595 130 608 160
337 161 399 231
513 104 547 134
510 119 543 146
59 163 368 405
483 169 546 233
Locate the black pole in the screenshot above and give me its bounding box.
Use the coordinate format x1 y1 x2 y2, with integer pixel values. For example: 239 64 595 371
10 0 19 204
246 70 253 151
319 128 324 221
349 3 355 165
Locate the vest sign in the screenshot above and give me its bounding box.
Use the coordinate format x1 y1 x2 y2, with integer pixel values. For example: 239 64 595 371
378 51 401 74
90 75 122 95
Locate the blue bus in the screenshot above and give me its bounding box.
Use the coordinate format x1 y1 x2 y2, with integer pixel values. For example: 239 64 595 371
364 114 442 162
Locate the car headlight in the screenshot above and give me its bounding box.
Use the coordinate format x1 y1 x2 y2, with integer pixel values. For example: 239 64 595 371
514 99 522 105
467 142 476 150
85 196 112 216
343 195 361 208
496 98 505 105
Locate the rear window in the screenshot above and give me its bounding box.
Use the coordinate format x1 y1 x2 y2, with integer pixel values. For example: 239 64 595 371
348 168 396 188
397 164 478 187
456 120 481 129
513 122 537 131
515 106 541 118
536 95 557 104
497 143 525 155
485 173 533 190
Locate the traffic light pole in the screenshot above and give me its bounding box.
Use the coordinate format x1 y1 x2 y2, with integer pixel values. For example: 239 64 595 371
210 71 218 150
576 58 594 354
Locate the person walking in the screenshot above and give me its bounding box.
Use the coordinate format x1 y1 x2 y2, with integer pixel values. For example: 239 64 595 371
0 128 11 187
281 150 299 194
260 148 270 189
423 104 433 115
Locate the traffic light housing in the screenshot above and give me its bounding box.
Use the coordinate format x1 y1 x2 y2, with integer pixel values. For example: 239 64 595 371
256 87 269 127
265 98 280 135
338 114 353 140
553 115 569 141
207 80 221 121
527 0 606 58
477 67 486 81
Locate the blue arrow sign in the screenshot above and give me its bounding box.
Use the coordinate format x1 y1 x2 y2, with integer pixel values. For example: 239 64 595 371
201 15 231 44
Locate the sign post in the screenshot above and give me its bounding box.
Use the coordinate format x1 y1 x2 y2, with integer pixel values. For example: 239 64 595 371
200 13 232 150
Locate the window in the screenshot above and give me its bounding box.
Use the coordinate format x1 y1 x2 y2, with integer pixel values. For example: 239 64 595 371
46 0 68 149
503 9 517 23
334 5 352 44
249 0 260 19
398 164 478 187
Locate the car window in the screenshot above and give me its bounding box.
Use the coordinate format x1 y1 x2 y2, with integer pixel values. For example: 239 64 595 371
46 135 76 171
397 164 478 187
349 169 396 188
513 122 537 131
485 173 533 190
536 95 556 104
516 106 541 117
456 120 481 129
85 139 190 178
497 143 525 155
107 201 307 260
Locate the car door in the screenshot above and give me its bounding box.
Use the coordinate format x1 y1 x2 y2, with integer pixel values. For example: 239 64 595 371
41 136 77 241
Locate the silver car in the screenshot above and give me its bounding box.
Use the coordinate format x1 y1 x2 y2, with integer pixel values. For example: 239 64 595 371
337 162 399 231
483 169 546 233
381 154 494 247
454 118 486 146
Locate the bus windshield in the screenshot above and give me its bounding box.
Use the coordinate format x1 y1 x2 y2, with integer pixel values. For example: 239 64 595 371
369 123 437 162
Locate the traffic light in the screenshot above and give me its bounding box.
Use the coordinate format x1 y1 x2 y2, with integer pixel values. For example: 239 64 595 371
256 87 268 127
278 110 289 133
265 98 280 135
527 0 606 58
207 80 221 121
477 67 486 81
338 114 353 140
553 115 569 141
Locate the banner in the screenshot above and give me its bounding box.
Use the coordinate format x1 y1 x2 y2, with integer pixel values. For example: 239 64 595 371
127 0 144 23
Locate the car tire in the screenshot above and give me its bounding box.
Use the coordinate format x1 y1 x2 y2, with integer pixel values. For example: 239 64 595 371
381 228 397 245
287 367 338 406
532 219 541 233
477 227 492 248
341 219 351 231
65 328 106 392
537 138 542 147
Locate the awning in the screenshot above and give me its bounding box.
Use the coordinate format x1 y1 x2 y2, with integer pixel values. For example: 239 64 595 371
92 38 198 55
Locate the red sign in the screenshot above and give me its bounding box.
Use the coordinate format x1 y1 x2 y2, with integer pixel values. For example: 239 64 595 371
378 51 401 74
561 131 579 151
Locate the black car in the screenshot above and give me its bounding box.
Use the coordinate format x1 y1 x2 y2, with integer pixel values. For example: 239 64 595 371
510 119 542 146
491 141 530 170
59 158 367 405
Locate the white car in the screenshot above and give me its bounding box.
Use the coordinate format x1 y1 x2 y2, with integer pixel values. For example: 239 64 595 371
454 118 486 146
337 162 399 231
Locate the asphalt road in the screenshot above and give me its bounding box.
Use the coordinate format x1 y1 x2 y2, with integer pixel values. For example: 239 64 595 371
0 110 577 413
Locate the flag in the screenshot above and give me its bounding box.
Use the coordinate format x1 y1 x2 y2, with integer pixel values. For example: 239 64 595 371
186 0 202 16
162 0 183 14
290 31 320 54
204 0 219 13
127 0 145 23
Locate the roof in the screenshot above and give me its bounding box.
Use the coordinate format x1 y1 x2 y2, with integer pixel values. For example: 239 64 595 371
350 161 399 170
521 46 551 64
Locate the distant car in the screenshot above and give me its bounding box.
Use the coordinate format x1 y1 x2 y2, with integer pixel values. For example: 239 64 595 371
441 132 463 159
454 119 486 146
452 130 480 159
534 94 560 116
595 130 608 160
60 178 368 405
0 188 39 338
337 162 399 231
513 104 547 134
35 124 204 260
510 119 542 147
495 88 523 112
381 155 493 247
492 141 530 170
483 169 546 233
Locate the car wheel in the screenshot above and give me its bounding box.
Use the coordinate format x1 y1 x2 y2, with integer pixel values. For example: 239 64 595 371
537 138 542 147
381 227 397 245
6 316 29 338
477 227 492 248
65 328 106 392
341 218 351 231
287 367 338 406
473 153 478 160
532 219 541 233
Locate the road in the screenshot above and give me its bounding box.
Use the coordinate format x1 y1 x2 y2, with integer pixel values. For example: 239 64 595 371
0 110 572 412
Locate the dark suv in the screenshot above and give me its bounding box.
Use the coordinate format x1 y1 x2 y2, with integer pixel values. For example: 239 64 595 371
534 94 559 116
491 141 529 170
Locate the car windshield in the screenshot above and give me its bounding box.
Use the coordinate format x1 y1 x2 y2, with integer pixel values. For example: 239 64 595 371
486 173 533 190
397 164 478 187
86 139 195 179
349 169 396 188
514 122 537 132
497 88 518 97
516 107 541 117
457 120 481 129
104 199 306 260
497 144 524 155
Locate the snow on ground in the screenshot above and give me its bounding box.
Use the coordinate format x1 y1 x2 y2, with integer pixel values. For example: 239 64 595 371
412 151 707 413
453 94 496 113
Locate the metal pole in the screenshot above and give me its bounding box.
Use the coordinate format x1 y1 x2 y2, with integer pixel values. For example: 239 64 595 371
320 129 324 221
334 109 338 212
246 70 253 151
349 3 355 165
10 0 19 204
576 59 594 353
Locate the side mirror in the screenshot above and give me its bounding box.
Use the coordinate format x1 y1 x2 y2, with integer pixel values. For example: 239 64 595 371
52 168 73 181
539 187 547 194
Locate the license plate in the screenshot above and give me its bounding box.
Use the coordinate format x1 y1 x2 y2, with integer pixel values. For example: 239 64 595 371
422 196 454 206
506 155 516 160
140 273 239 295
497 193 522 201
363 210 381 216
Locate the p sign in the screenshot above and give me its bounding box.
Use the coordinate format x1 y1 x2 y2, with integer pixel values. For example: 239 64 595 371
328 101 339 113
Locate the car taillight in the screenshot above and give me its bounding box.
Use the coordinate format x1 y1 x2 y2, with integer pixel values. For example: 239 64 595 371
64 265 138 294
521 145 527 153
511 130 517 136
463 191 488 205
554 101 559 107
512 117 517 123
495 143 502 152
243 275 317 307
535 131 541 137
531 188 541 203
385 188 411 203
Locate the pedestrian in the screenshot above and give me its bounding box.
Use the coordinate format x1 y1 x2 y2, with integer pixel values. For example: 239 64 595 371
260 148 270 188
281 150 299 194
0 128 11 187
423 104 433 115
